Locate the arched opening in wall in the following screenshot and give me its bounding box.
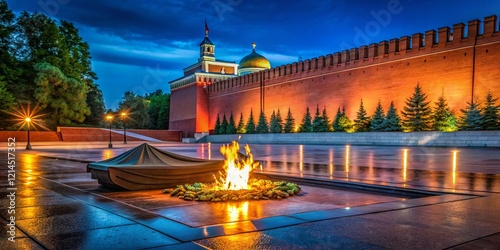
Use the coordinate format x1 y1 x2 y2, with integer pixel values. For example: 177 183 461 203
464 53 467 56
486 49 489 53
424 59 426 62
443 56 446 59
407 62 410 66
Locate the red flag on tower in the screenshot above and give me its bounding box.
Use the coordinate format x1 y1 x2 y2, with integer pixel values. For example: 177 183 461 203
205 19 209 37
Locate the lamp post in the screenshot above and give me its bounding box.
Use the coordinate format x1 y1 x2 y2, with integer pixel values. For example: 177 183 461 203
121 112 127 144
106 115 113 148
25 117 32 150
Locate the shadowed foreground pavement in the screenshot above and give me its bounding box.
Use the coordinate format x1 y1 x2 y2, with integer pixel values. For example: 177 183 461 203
1 141 499 249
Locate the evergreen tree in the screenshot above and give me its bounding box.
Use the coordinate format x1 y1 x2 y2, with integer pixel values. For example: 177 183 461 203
270 110 282 133
339 115 354 133
354 99 371 132
382 101 402 131
214 113 221 134
481 90 500 130
321 106 331 132
432 94 457 132
236 112 246 134
276 109 284 132
219 114 228 134
284 108 295 133
256 110 269 133
299 107 313 132
370 100 385 131
459 101 482 130
333 107 343 132
312 105 325 132
226 112 237 134
401 83 432 131
245 109 256 134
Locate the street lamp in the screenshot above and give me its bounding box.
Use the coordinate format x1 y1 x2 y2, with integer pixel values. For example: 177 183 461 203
106 115 113 148
25 117 32 150
121 112 127 144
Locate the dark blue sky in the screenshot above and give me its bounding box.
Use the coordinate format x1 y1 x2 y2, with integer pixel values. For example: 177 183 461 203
6 0 500 109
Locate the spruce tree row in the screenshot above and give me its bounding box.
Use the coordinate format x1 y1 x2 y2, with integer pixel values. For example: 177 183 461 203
213 84 500 134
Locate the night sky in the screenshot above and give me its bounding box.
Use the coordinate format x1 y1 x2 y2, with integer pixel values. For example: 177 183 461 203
6 0 500 109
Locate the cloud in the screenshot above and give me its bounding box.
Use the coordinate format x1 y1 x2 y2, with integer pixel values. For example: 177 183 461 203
6 0 500 109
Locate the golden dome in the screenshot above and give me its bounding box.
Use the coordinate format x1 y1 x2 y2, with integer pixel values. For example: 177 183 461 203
239 42 271 69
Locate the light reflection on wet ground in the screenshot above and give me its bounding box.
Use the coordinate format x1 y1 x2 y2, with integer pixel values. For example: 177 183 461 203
152 143 500 193
26 142 500 193
2 142 500 249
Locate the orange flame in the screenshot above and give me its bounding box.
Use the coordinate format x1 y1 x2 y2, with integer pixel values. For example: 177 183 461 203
214 141 260 190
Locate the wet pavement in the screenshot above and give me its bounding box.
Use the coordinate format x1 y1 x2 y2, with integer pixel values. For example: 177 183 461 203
1 141 500 249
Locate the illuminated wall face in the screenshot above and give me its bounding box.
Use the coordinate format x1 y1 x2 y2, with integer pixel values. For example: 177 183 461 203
169 84 198 137
208 41 500 129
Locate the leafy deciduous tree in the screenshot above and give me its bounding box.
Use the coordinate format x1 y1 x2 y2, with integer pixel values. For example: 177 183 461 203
117 91 151 129
146 90 170 129
34 62 89 127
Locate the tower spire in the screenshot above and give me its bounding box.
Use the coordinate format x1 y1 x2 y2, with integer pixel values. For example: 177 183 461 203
252 42 256 51
205 18 209 37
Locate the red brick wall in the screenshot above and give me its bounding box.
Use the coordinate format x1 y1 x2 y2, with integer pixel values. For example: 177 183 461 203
58 127 182 142
0 131 60 142
129 129 182 141
207 17 500 129
169 84 198 137
196 83 210 133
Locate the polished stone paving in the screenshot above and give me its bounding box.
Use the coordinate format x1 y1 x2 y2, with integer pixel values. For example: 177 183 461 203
1 141 499 249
